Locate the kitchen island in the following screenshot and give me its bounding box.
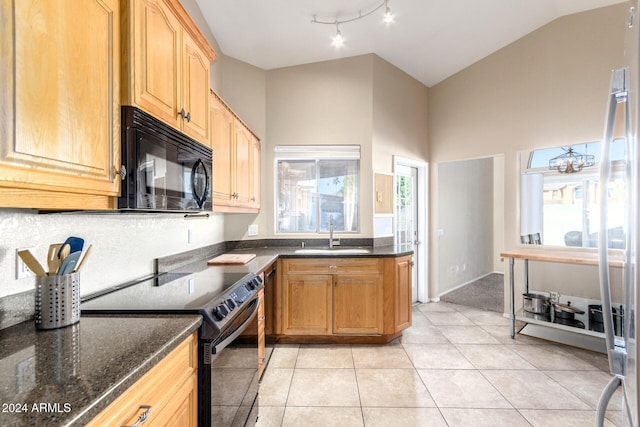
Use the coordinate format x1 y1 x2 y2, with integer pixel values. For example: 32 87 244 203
0 315 201 427
501 247 625 352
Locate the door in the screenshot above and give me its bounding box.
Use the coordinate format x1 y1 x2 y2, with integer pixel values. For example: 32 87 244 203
132 0 181 128
333 273 383 334
395 164 420 302
181 30 210 145
1 0 121 201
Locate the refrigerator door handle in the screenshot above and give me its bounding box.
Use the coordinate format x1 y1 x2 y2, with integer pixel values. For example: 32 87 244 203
598 67 628 371
596 67 630 427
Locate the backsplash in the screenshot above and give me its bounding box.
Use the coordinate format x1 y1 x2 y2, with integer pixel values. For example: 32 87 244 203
0 209 225 328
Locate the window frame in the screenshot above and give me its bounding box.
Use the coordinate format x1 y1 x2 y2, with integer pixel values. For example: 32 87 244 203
521 140 627 249
274 145 361 235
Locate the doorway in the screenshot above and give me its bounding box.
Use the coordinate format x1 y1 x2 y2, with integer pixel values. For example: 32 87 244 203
394 156 428 303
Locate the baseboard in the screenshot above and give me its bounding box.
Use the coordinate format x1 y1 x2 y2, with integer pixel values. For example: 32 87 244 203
429 297 441 303
438 272 497 297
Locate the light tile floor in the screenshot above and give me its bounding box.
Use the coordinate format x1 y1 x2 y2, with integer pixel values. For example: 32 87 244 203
255 302 624 426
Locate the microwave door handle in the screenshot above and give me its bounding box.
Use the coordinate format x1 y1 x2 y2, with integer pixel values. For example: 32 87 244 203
191 159 209 209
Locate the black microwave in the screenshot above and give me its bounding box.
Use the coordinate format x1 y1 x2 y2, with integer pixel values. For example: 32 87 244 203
119 106 212 212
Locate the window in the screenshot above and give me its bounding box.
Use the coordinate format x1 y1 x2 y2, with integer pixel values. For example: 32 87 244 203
275 145 360 234
521 140 626 249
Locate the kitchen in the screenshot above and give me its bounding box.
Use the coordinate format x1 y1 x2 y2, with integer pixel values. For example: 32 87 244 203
0 0 637 426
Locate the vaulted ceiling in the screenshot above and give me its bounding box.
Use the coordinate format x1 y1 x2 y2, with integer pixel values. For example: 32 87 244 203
195 0 626 87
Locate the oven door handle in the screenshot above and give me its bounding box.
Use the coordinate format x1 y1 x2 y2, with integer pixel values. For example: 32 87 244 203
212 297 260 354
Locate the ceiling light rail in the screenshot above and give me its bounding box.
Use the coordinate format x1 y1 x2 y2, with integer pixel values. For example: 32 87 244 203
312 0 394 47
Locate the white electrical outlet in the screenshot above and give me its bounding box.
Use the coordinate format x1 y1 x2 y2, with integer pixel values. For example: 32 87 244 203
187 229 193 244
16 248 35 279
248 224 259 237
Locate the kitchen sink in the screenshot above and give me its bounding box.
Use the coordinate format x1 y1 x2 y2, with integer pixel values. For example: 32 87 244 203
293 248 371 255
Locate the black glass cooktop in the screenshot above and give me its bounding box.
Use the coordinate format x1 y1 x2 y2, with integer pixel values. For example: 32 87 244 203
81 271 252 313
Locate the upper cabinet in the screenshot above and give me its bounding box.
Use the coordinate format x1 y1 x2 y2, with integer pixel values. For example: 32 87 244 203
121 0 215 147
210 90 261 213
0 0 121 209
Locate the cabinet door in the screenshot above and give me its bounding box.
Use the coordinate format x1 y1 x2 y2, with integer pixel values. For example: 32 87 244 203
152 373 197 426
249 135 261 209
181 30 209 145
333 274 383 334
131 0 181 129
0 0 120 208
233 120 252 207
257 288 266 378
395 257 412 332
210 93 234 206
282 274 332 335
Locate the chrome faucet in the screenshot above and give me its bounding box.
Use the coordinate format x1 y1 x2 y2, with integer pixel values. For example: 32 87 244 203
329 215 334 249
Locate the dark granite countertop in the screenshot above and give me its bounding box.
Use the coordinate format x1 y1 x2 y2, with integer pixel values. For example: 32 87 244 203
0 315 202 427
0 243 410 427
156 244 414 278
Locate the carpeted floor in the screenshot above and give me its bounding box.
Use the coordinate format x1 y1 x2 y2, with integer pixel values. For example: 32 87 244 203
440 273 504 313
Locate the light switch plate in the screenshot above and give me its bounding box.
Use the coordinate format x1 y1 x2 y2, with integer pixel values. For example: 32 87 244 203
248 224 259 237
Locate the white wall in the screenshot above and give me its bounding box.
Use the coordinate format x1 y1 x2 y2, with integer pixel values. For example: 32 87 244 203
428 4 627 306
436 157 494 295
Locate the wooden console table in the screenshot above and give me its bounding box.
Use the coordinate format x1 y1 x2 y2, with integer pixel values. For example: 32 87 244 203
500 247 625 339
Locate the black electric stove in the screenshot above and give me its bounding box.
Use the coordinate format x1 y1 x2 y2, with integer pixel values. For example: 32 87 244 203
82 268 263 427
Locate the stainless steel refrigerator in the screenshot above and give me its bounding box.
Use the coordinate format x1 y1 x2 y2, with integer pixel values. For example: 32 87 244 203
597 2 639 425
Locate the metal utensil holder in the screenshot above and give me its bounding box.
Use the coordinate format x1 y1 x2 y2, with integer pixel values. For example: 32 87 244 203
35 272 80 330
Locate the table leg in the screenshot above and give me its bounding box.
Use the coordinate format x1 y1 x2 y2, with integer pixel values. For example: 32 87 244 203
509 257 515 339
524 259 529 294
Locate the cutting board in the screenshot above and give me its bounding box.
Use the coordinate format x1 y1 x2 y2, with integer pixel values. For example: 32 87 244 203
207 253 256 265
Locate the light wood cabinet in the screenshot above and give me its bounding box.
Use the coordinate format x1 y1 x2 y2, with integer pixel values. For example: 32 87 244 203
333 273 383 334
276 256 412 341
210 92 234 205
393 256 413 332
282 274 333 335
280 258 383 336
122 0 215 147
209 90 261 213
87 331 198 427
0 0 121 210
257 287 266 378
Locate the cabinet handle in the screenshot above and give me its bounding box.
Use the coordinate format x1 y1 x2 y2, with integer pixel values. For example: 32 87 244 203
115 165 126 180
178 108 190 122
122 405 152 427
251 197 256 202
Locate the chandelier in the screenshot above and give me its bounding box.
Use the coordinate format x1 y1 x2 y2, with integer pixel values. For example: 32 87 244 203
548 147 595 173
311 0 394 47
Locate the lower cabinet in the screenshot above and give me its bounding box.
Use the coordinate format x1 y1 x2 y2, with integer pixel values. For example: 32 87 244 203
279 258 391 337
86 331 198 427
393 255 413 332
257 287 266 378
282 274 333 335
333 273 383 334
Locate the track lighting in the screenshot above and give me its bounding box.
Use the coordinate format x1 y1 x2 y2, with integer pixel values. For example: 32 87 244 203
383 0 394 24
332 23 344 47
312 0 394 47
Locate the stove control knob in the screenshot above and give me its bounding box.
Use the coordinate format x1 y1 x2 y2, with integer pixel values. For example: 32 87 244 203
212 304 229 320
253 277 263 288
226 298 236 310
246 280 256 290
